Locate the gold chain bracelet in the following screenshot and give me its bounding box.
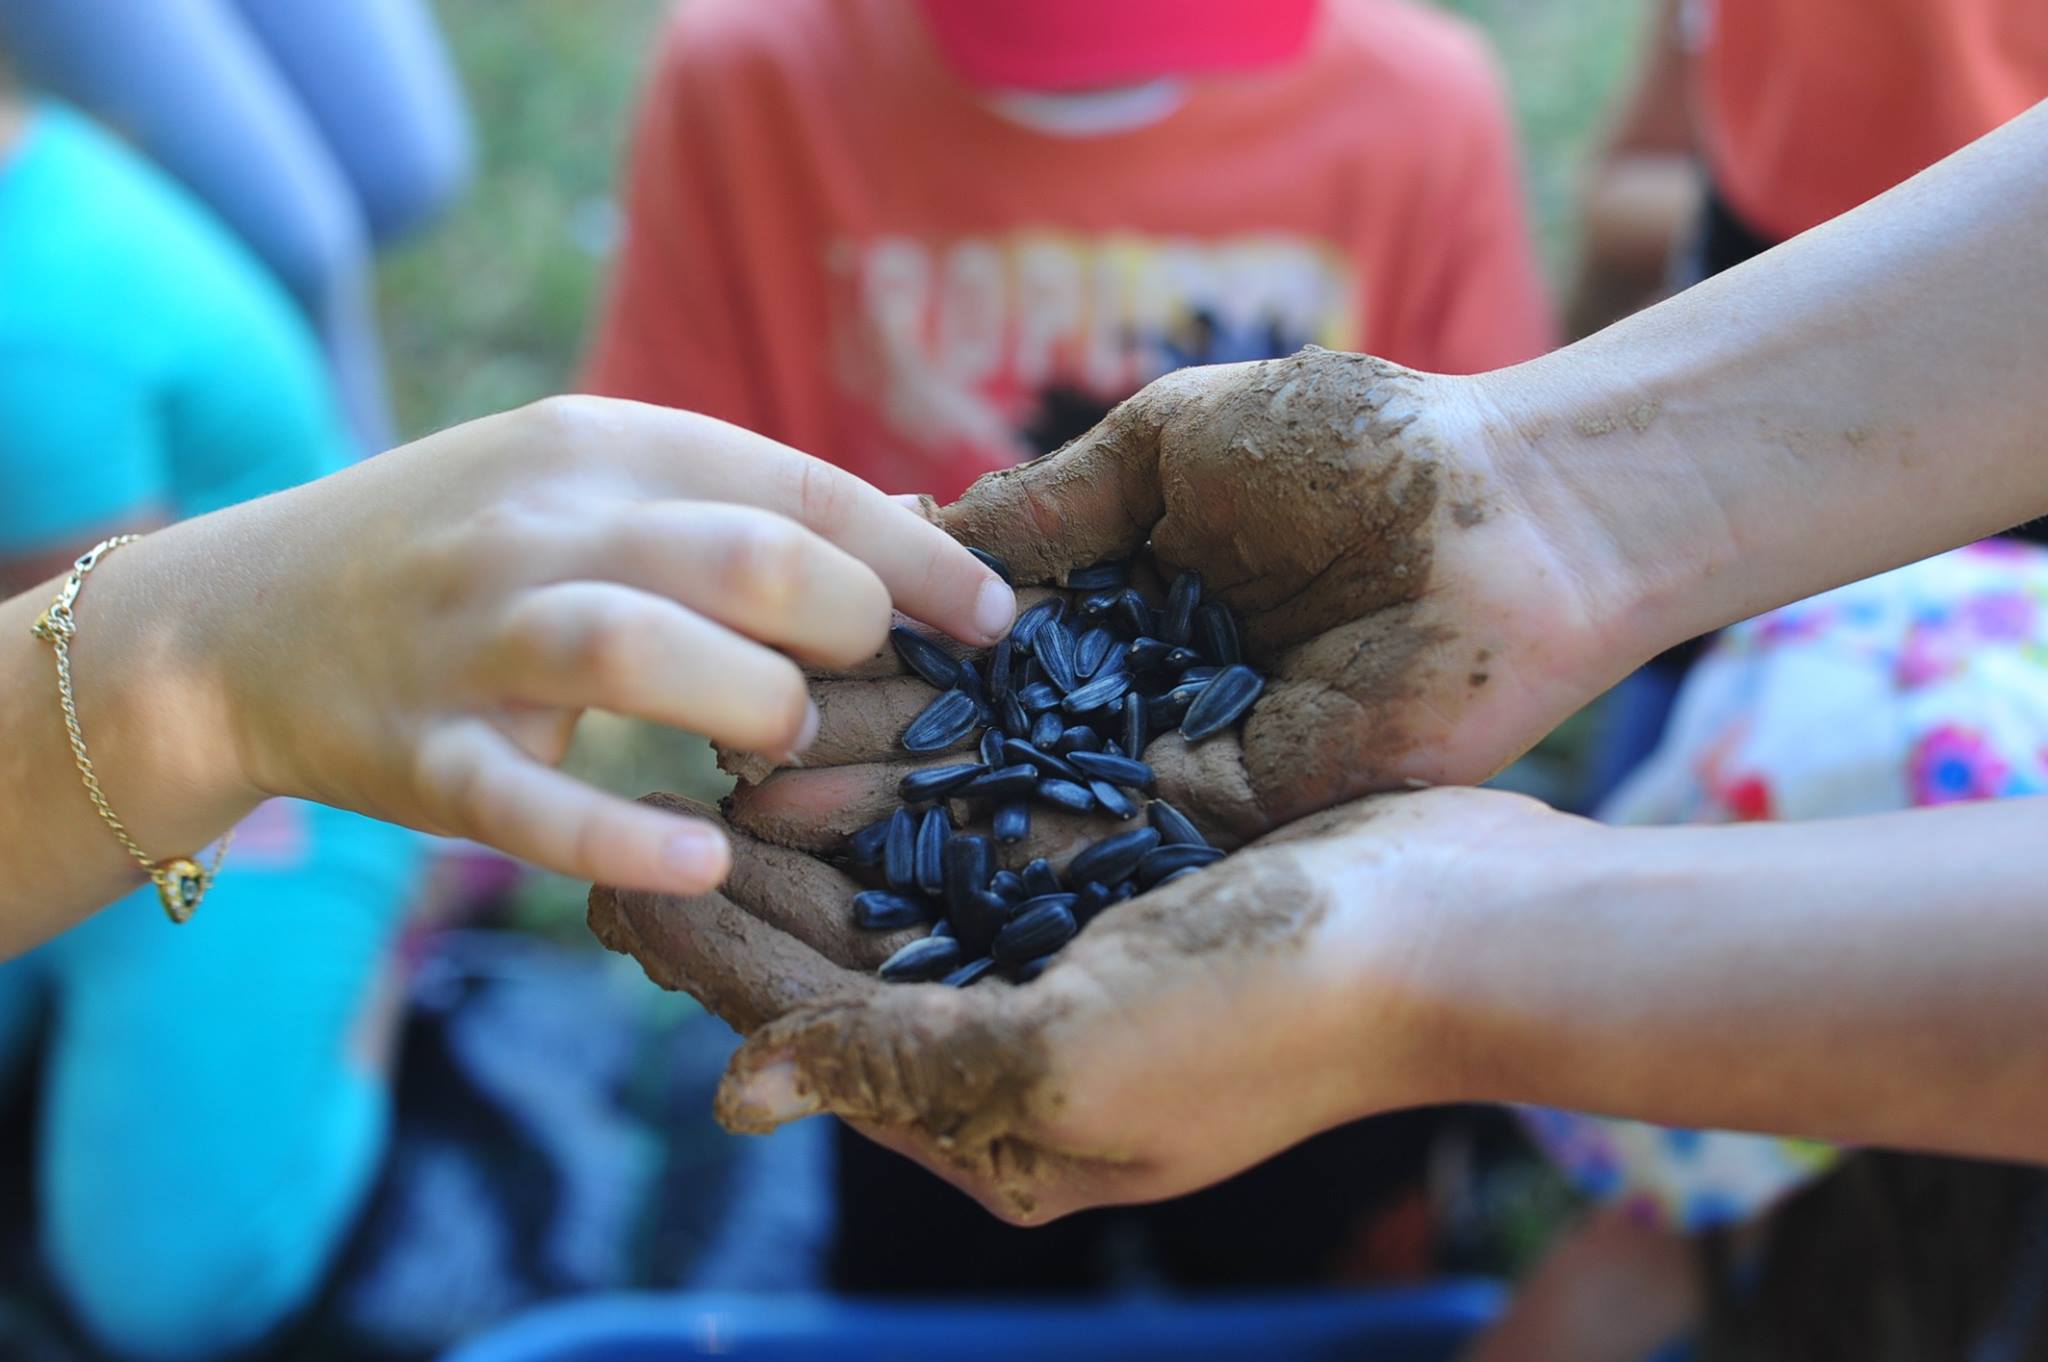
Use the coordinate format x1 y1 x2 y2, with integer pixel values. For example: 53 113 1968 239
30 535 230 923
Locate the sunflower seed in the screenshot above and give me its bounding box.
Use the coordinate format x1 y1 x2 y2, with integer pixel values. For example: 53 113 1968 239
1103 739 1124 757
989 636 1014 702
903 689 978 752
1067 750 1154 788
847 816 892 865
961 764 1038 800
1075 626 1112 679
943 838 994 917
1092 641 1130 681
1196 600 1241 665
1165 646 1205 672
1065 559 1130 590
952 888 1010 955
1003 739 1084 783
1180 664 1266 741
989 869 1027 901
942 955 1000 987
899 763 984 802
880 935 964 982
1137 842 1225 885
1153 866 1206 890
1130 636 1173 670
1076 589 1122 618
1090 780 1138 819
1017 682 1061 713
994 800 1031 844
929 918 955 939
1068 827 1160 886
1147 800 1209 848
1037 621 1078 692
1164 570 1202 645
854 889 930 931
1114 589 1152 639
883 808 917 890
1121 692 1146 757
1011 598 1064 652
1035 778 1095 812
1022 858 1059 898
980 728 1008 768
915 806 951 894
1030 710 1064 749
993 902 1079 966
967 547 1013 583
1059 725 1104 753
891 626 961 690
1075 880 1117 920
1061 668 1132 716
1012 892 1080 917
1009 954 1057 983
1000 691 1032 738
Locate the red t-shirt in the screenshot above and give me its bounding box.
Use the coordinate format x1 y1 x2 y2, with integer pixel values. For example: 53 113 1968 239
584 0 1552 501
1699 0 2048 241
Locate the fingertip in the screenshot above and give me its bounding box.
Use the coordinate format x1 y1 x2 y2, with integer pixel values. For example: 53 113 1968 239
970 576 1017 644
661 819 732 893
716 1053 820 1132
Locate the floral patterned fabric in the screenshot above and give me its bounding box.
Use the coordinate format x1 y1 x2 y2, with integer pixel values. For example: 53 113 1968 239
1522 541 2048 1232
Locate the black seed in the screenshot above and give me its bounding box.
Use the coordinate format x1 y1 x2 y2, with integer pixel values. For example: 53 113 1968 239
967 547 1013 583
1137 842 1225 885
956 657 986 702
1150 607 1171 638
1114 589 1152 640
1148 688 1196 728
1181 664 1266 741
883 808 917 890
993 800 1031 844
1059 725 1104 753
993 902 1079 966
1196 601 1242 665
1010 954 1057 983
1075 880 1116 921
854 889 929 931
1103 739 1124 757
961 764 1038 800
846 816 892 865
1068 750 1154 788
1148 800 1209 848
1154 866 1206 890
989 637 1014 702
1092 641 1130 681
1130 637 1173 670
1003 739 1084 782
1011 598 1064 652
1018 682 1061 713
980 728 1008 768
1090 781 1138 820
1060 669 1132 715
943 834 995 915
930 918 956 939
1164 570 1202 645
1180 665 1222 683
1037 622 1078 692
1030 710 1064 749
989 869 1027 901
1121 692 1146 756
952 888 1010 955
915 806 951 894
943 955 999 987
880 935 964 982
1075 627 1112 679
1068 827 1160 886
1036 778 1095 812
1024 656 1049 688
1113 880 1137 903
903 689 979 752
1065 559 1130 591
899 763 984 802
1022 858 1059 898
1076 589 1121 619
1165 646 1205 672
1012 892 1079 916
891 626 961 690
1000 691 1032 738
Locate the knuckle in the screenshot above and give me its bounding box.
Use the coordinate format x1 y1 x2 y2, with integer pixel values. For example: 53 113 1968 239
576 604 658 697
714 513 810 619
792 457 854 535
512 392 610 448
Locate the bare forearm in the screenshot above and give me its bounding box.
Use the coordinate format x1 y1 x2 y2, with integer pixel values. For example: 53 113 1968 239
1421 799 2048 1160
1488 100 2048 663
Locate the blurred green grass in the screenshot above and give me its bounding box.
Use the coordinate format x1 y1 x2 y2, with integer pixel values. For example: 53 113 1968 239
380 0 1649 925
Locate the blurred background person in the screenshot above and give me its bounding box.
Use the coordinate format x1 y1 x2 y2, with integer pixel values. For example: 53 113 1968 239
0 0 473 453
0 77 429 1360
584 0 1556 1302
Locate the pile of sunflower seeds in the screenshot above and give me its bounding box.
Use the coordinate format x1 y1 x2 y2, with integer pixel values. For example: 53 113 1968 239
840 555 1264 985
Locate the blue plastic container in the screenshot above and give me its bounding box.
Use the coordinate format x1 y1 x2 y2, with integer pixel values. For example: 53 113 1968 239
442 1285 1505 1362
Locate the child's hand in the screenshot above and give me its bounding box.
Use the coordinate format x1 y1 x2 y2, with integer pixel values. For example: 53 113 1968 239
721 348 1626 848
590 785 1561 1221
190 397 1014 894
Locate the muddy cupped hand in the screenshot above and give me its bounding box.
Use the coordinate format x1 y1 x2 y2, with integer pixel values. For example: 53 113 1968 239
733 348 1614 847
592 786 1554 1222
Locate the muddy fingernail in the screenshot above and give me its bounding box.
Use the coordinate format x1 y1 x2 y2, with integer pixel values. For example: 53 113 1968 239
730 1057 818 1125
973 579 1016 642
662 825 728 887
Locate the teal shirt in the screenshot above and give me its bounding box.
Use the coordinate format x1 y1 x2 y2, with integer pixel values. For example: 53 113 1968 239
0 105 347 552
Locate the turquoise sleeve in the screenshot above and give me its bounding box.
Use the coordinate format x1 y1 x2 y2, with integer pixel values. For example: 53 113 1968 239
0 347 169 555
